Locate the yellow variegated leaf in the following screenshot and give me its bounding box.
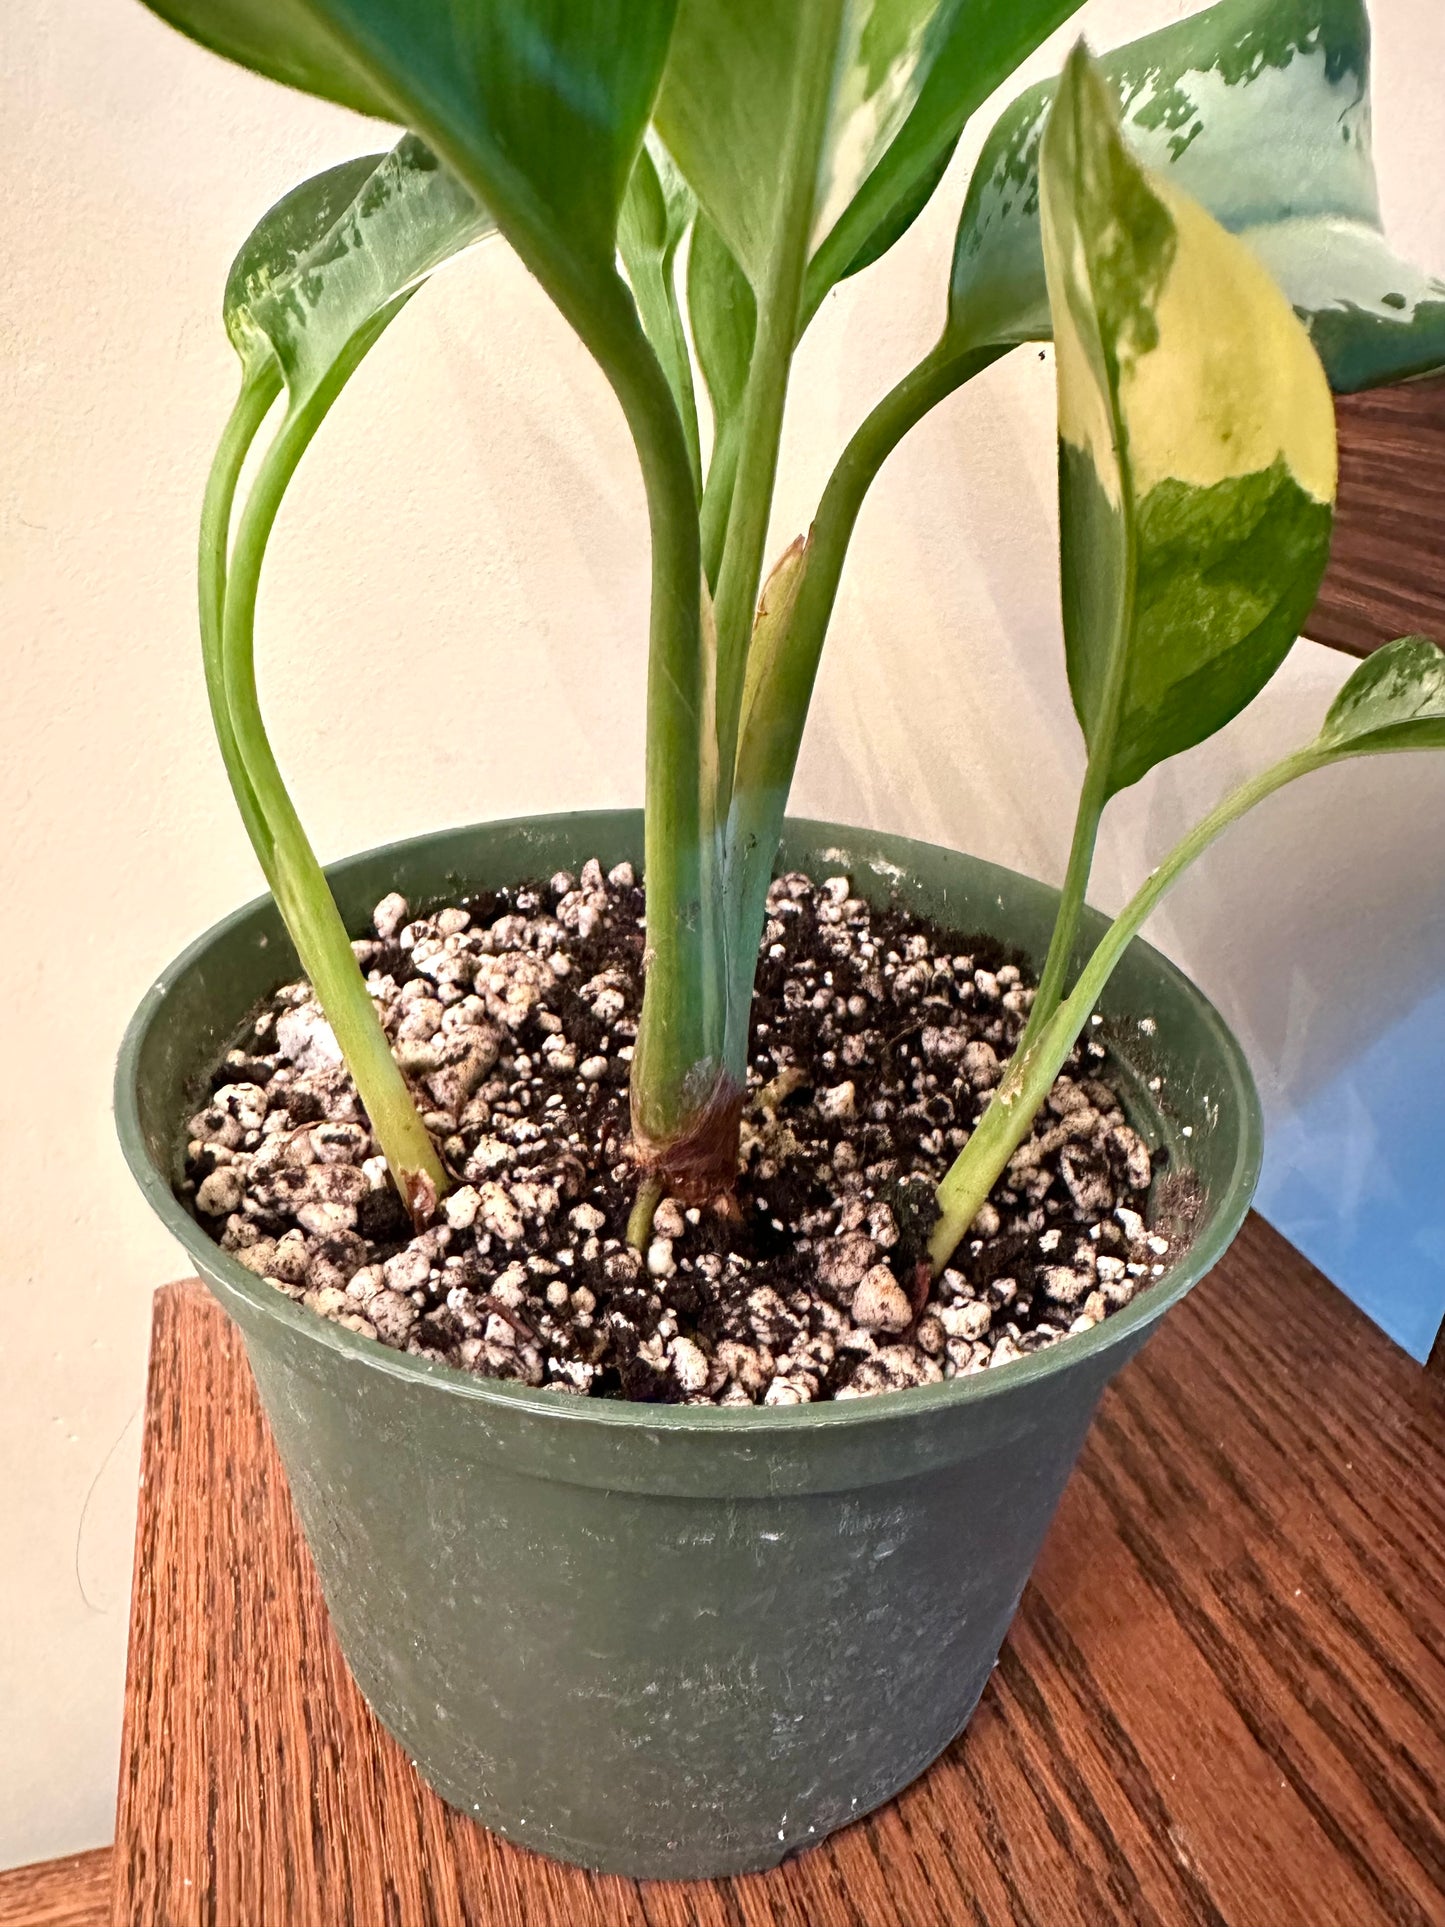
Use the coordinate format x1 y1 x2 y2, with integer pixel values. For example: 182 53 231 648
1042 43 1337 797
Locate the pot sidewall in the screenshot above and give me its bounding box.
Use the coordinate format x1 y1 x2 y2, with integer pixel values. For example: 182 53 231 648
117 812 1261 1876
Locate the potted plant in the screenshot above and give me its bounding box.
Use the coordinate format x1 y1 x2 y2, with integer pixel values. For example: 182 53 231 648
118 0 1445 1879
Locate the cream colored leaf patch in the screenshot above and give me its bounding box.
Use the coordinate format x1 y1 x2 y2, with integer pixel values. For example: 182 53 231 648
1123 178 1335 505
811 0 943 252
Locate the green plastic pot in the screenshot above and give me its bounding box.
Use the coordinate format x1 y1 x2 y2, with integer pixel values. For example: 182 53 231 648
116 811 1261 1879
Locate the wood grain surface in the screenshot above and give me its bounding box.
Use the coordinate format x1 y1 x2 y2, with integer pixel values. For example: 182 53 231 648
0 1847 112 1927
1308 375 1445 656
113 1217 1445 1927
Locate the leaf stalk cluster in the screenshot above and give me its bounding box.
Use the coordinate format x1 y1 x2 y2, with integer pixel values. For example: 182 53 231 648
162 0 1445 1270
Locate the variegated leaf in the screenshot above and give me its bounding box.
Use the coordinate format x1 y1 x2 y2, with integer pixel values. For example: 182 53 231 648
1042 42 1336 798
143 0 679 361
656 0 942 290
804 0 1084 314
656 0 1081 318
810 1 947 256
950 0 1445 392
226 136 495 408
1315 635 1445 756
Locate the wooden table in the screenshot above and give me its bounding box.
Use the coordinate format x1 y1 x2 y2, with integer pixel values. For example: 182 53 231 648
108 1214 1445 1927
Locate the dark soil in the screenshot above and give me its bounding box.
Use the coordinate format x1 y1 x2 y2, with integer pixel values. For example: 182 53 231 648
179 861 1179 1404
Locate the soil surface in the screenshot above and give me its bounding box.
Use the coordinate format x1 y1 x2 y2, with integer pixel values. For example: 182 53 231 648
180 862 1179 1404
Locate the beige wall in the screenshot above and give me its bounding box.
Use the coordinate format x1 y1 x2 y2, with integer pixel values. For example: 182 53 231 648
3 0 1443 1869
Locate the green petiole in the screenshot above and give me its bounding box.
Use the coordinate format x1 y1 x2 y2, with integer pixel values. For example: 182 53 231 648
928 747 1324 1272
198 364 282 868
207 322 448 1222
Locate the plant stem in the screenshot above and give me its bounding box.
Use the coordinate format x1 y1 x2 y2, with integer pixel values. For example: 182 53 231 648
622 325 728 1172
1021 213 1142 1042
221 316 447 1220
711 0 846 808
722 340 1006 1070
928 746 1325 1272
199 364 282 865
542 262 728 1204
344 97 726 1193
456 141 722 1185
628 3 854 1217
1016 752 1110 1052
700 413 741 592
741 341 996 783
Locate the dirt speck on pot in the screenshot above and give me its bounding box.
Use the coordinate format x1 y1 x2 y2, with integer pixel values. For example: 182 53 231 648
180 864 1180 1404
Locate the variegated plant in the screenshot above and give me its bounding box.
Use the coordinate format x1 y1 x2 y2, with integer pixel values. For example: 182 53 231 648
143 0 1445 1261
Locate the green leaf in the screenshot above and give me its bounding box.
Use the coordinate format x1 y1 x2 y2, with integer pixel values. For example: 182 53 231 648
222 154 384 329
142 0 683 427
1043 42 1336 801
1316 635 1445 755
655 2 1083 324
948 0 1445 392
1247 223 1445 395
803 1 1084 315
688 213 757 441
654 0 890 290
688 211 757 583
142 0 393 119
619 141 702 491
226 135 495 409
661 1 845 817
203 137 492 881
650 0 945 290
146 1 675 273
618 137 694 304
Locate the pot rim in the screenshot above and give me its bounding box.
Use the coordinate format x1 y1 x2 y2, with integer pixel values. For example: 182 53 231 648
115 810 1263 1436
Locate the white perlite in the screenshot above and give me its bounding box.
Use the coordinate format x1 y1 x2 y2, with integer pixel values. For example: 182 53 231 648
180 862 1172 1405
850 1266 913 1333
